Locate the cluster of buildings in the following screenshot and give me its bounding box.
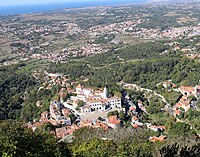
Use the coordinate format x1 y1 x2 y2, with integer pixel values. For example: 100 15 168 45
29 100 123 138
88 19 143 36
128 99 166 142
1 5 200 66
28 72 124 138
160 80 200 116
43 72 70 88
172 85 200 116
28 101 72 132
160 26 200 39
70 84 122 113
183 53 200 60
30 43 108 63
129 100 165 130
41 71 122 113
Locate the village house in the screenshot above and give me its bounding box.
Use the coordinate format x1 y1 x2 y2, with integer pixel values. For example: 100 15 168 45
81 105 92 113
173 95 191 112
80 120 93 127
132 116 139 122
93 121 109 131
122 83 137 90
62 108 71 117
162 81 171 89
179 95 191 111
49 101 72 126
147 125 165 132
179 86 195 96
28 122 45 132
179 85 200 98
129 106 136 115
173 109 180 117
149 135 166 142
131 115 144 126
105 97 122 108
162 80 177 90
131 123 139 128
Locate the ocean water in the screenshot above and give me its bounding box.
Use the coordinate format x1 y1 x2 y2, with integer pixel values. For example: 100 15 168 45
0 0 148 16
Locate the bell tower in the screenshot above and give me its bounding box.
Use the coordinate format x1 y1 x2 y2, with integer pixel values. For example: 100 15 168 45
103 86 108 99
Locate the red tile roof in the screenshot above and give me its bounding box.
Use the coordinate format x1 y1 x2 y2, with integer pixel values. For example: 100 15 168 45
179 86 194 93
149 135 166 142
132 123 139 128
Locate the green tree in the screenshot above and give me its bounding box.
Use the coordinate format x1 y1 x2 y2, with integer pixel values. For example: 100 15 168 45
168 122 190 137
119 111 125 120
77 100 86 109
107 110 118 118
71 138 116 157
0 120 71 157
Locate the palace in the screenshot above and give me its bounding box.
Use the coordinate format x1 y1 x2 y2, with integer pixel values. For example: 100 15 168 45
71 84 122 113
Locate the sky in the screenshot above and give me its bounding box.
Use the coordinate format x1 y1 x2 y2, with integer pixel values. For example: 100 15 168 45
0 0 99 6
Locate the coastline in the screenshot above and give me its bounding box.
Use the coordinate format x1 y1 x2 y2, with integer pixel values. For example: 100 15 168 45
0 0 148 16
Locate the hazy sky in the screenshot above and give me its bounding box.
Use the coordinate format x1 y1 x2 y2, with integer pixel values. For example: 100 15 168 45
0 0 99 6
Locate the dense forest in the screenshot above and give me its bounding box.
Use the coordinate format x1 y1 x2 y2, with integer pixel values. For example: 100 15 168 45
48 56 200 89
0 64 37 120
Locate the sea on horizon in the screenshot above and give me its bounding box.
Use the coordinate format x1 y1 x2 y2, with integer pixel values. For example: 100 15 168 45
0 0 148 16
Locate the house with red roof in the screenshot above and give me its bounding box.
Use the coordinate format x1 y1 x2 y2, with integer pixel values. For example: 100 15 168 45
93 121 109 131
80 120 93 127
173 110 180 117
149 135 166 142
162 81 171 89
179 86 195 96
28 122 45 132
131 123 139 128
147 124 165 132
174 95 191 112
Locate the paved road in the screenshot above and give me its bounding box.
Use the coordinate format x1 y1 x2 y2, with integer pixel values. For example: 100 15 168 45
123 83 170 106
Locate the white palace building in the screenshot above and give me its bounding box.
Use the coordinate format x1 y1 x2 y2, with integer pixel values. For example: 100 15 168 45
70 84 122 113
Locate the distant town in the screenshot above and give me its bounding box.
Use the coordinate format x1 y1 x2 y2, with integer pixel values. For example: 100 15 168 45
1 3 200 66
